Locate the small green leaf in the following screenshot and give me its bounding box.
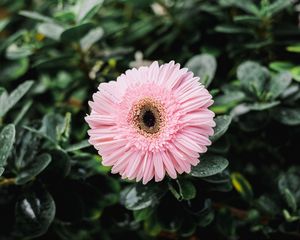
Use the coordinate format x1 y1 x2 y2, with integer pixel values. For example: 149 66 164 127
0 167 4 176
80 27 103 51
6 44 33 60
37 22 64 41
39 113 65 144
16 153 52 185
246 101 280 111
190 155 229 178
133 208 154 222
237 61 269 98
177 179 196 200
185 53 217 87
269 61 294 72
121 183 165 210
66 140 90 152
19 10 54 23
0 58 29 81
76 0 103 23
273 107 300 126
231 172 253 201
0 80 34 118
264 0 293 16
61 23 94 42
14 186 55 238
291 66 300 82
0 124 16 167
169 179 196 201
282 188 297 213
268 72 292 99
215 25 252 34
286 44 300 53
210 115 232 142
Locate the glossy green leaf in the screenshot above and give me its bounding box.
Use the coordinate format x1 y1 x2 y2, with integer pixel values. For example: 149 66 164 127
291 67 300 82
14 186 55 238
287 44 300 53
133 207 154 222
190 155 229 178
0 167 4 176
80 27 103 51
0 124 16 167
273 107 300 125
19 10 54 22
268 72 292 99
37 22 64 40
185 53 217 87
16 153 52 185
76 0 103 23
210 115 232 142
121 183 165 210
237 61 269 97
61 23 94 42
169 179 196 201
0 80 33 118
66 140 90 152
0 58 29 81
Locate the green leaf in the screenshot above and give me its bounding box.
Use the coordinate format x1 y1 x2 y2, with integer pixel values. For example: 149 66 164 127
268 72 292 99
76 0 103 23
61 23 94 42
278 174 298 212
286 44 300 53
215 25 252 34
0 19 9 32
177 179 196 200
39 113 65 144
0 167 4 176
269 61 294 72
0 80 34 118
185 53 217 87
264 0 293 16
169 179 196 201
190 155 229 178
121 183 165 210
14 186 55 238
0 58 29 81
282 188 297 213
195 199 214 227
210 115 232 142
6 43 33 60
80 27 103 51
273 107 300 126
231 172 253 201
291 66 300 82
0 30 24 53
245 101 280 111
65 140 90 152
256 195 279 216
133 207 154 222
16 153 52 185
237 61 269 98
37 22 64 41
19 10 54 23
0 124 16 167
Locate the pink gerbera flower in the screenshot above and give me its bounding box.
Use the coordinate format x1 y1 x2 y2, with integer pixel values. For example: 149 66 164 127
85 61 215 184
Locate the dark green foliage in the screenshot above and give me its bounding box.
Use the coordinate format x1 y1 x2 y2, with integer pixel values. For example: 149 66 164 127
0 0 300 239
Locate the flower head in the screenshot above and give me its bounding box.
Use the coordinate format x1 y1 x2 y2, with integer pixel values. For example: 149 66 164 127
85 61 215 184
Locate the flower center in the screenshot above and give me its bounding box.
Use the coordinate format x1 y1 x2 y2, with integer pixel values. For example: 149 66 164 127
130 98 165 136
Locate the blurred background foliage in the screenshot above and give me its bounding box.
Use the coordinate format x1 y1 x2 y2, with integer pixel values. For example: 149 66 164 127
0 0 300 239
